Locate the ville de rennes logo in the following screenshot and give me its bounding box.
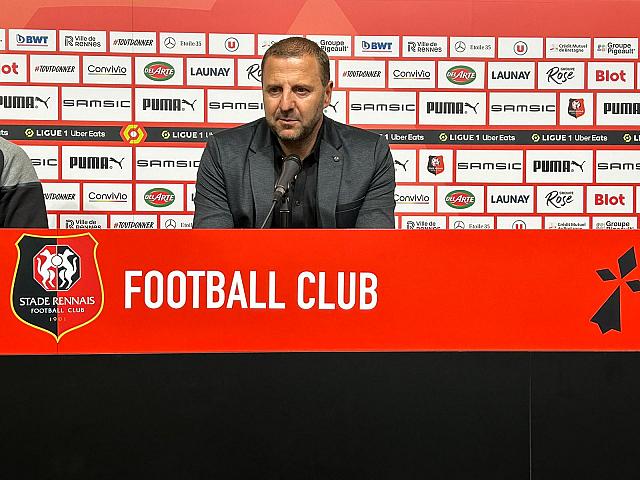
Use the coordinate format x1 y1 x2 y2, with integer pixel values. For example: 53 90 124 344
10 233 104 342
591 246 640 333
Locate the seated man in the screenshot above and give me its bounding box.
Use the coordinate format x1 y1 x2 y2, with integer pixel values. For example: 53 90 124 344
0 137 48 228
193 36 395 229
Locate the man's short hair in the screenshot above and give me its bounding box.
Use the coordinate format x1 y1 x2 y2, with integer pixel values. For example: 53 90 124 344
261 36 331 86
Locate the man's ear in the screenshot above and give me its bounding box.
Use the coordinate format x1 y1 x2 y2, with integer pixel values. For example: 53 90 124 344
323 81 334 108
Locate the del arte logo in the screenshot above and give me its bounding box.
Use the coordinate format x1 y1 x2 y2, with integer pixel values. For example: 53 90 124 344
445 190 475 209
446 65 476 85
144 61 175 81
144 188 175 207
11 233 104 342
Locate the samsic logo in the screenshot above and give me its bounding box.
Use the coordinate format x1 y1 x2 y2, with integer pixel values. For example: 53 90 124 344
350 103 415 112
0 95 50 109
446 65 476 85
144 188 175 207
70 156 123 170
144 61 175 81
209 100 262 110
490 103 555 113
137 159 199 168
142 98 196 111
445 190 475 209
62 99 130 108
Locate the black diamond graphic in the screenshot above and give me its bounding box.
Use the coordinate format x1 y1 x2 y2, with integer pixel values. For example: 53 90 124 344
597 269 616 281
591 286 621 333
619 247 637 278
627 280 640 292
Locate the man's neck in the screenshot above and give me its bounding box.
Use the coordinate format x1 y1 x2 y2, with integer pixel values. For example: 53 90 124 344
277 119 323 159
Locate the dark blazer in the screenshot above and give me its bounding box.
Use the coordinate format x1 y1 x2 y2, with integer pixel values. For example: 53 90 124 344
193 116 395 228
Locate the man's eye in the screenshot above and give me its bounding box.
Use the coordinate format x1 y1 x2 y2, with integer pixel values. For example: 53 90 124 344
268 87 281 94
295 87 309 94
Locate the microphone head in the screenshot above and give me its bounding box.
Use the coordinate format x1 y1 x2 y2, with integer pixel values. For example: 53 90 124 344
273 154 303 201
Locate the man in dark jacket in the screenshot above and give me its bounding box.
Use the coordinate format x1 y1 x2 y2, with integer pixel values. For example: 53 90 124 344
0 137 48 228
193 37 395 229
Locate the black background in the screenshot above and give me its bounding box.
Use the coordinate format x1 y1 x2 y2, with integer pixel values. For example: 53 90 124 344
0 352 637 479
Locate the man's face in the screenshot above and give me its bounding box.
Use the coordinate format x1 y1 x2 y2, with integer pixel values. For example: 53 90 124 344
262 54 332 143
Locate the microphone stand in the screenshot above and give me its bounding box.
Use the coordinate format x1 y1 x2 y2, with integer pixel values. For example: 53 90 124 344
259 184 291 229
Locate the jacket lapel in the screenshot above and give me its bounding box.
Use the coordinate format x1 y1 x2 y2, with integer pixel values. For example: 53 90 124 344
317 118 344 228
249 120 275 227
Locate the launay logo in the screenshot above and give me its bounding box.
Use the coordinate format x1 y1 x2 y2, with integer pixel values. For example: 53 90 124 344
591 246 640 333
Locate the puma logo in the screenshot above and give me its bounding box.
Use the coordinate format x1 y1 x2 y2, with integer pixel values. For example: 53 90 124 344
394 159 409 171
35 97 51 109
326 101 339 113
182 99 197 111
464 102 479 114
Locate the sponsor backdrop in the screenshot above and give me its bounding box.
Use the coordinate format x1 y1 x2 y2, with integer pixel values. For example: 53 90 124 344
2 1 640 229
1 229 640 353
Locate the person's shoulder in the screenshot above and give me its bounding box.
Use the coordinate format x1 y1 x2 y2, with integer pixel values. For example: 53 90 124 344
208 118 264 145
325 117 385 145
0 136 28 159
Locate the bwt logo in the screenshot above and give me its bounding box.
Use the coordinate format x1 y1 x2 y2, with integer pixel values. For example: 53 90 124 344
361 41 392 52
16 34 49 46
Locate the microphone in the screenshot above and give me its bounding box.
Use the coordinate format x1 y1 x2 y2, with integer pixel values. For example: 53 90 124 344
273 154 302 202
260 154 302 229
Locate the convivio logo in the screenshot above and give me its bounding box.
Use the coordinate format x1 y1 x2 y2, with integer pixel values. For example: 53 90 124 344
144 61 175 81
591 246 640 333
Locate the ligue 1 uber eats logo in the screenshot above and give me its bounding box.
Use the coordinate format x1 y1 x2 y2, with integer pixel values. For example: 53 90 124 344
11 233 104 342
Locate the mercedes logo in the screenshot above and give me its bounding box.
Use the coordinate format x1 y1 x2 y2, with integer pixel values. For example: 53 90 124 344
164 37 176 49
164 219 177 229
454 41 466 53
453 220 465 229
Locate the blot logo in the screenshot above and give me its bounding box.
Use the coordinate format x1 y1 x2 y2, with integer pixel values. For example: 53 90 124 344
144 61 175 81
11 233 103 342
445 190 475 209
591 247 640 333
144 188 175 207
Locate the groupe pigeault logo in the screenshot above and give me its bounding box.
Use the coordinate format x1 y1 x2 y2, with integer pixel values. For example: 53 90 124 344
11 233 104 342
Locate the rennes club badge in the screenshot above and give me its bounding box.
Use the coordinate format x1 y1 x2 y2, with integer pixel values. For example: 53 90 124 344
11 233 104 342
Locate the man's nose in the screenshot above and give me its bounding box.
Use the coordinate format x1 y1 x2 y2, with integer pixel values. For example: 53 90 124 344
279 89 295 111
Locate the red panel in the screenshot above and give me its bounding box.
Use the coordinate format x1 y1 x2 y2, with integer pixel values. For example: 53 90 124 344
1 230 639 354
